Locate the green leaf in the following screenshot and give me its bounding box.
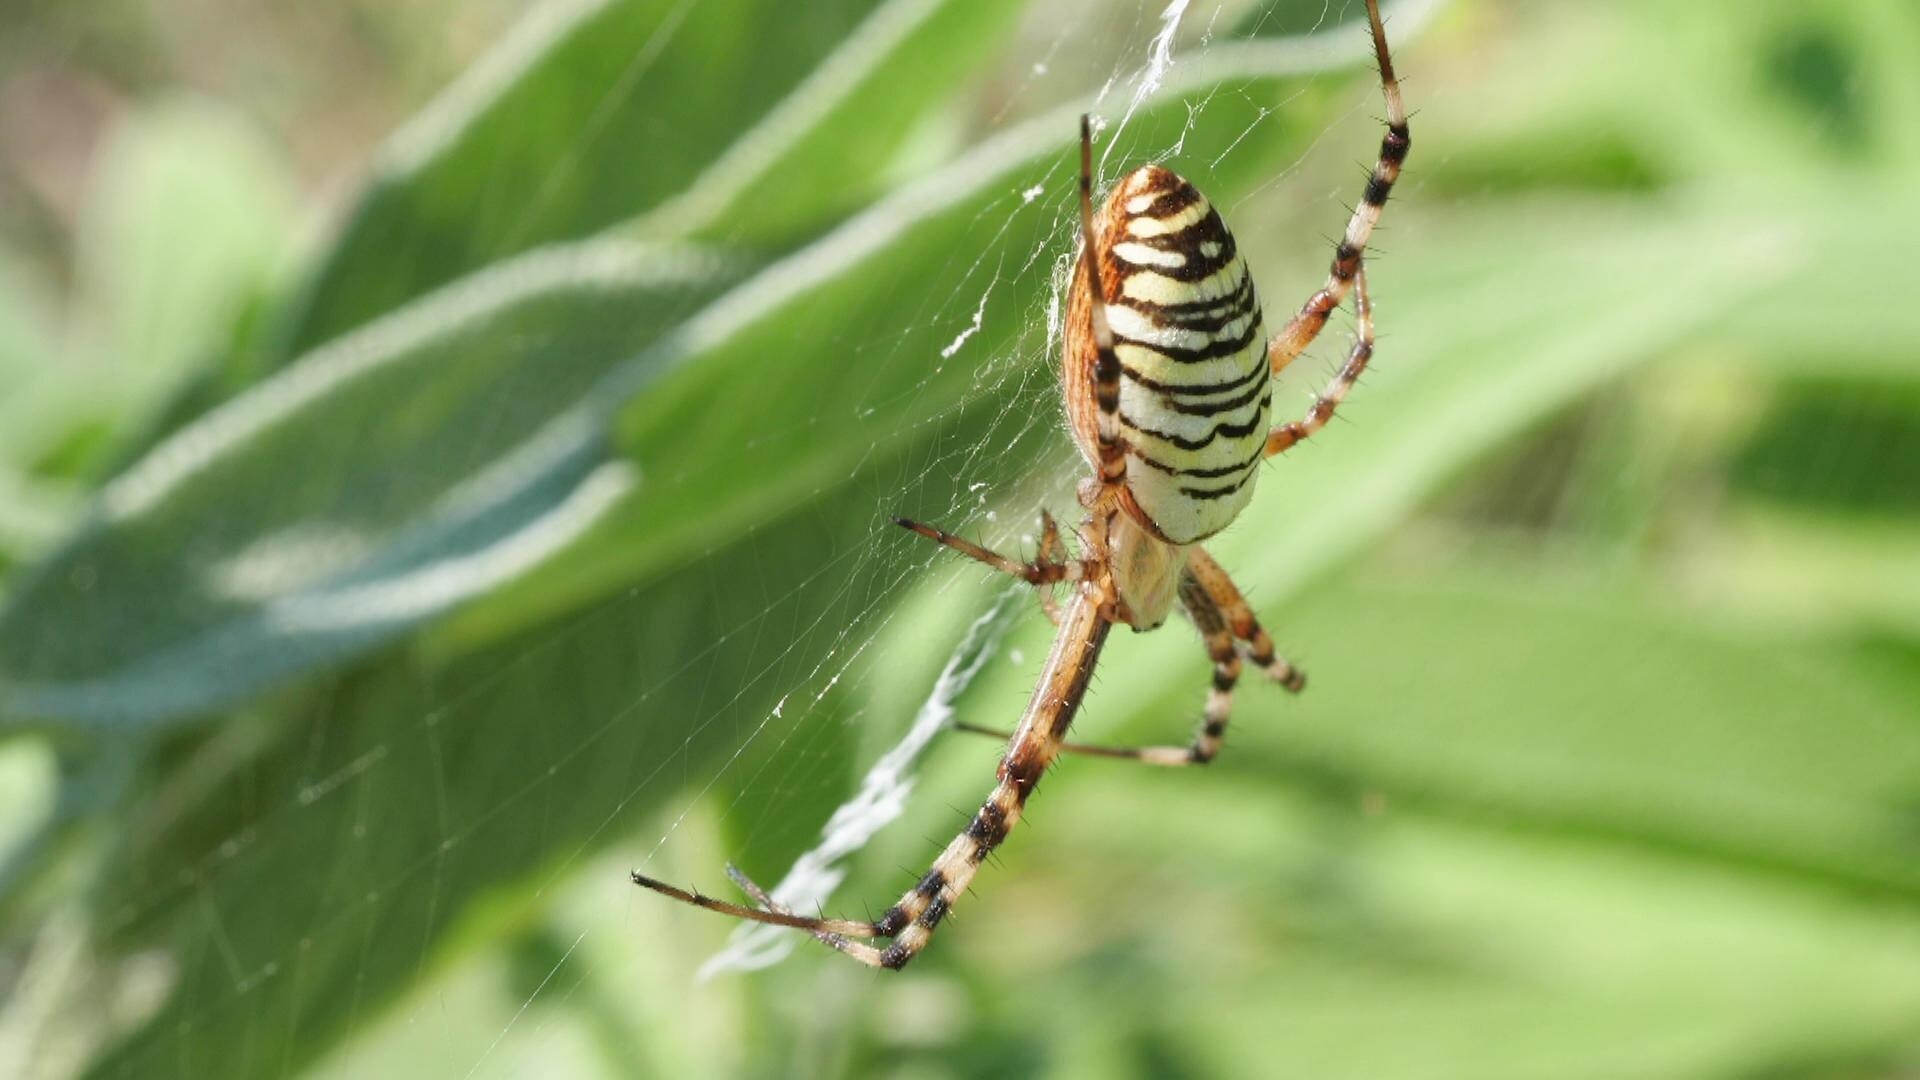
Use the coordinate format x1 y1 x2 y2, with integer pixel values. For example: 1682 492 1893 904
0 21 1385 730
0 239 739 727
0 0 1045 730
281 0 1020 361
79 488 879 1076
631 0 1031 246
0 256 83 558
73 98 294 387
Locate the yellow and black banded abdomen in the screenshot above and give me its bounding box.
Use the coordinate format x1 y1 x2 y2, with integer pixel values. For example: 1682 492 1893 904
1064 165 1269 545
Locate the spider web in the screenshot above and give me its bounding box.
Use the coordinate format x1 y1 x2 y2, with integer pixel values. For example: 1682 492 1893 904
660 0 1421 981
682 0 1199 979
477 0 1429 1061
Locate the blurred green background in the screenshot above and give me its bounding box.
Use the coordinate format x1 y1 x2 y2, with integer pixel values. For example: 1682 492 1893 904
2 0 1918 1076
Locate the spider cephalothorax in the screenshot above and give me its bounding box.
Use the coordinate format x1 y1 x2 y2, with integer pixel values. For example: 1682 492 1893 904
634 0 1410 970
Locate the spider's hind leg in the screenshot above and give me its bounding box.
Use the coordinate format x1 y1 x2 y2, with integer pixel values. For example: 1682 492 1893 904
950 547 1307 765
950 573 1242 767
1185 546 1306 692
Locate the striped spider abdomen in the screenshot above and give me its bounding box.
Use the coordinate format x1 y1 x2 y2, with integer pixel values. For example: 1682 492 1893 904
1065 166 1270 547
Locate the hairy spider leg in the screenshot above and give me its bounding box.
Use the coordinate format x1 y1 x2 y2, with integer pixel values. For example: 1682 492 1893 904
956 573 1239 765
1078 114 1129 491
1266 0 1409 385
633 589 1113 969
1184 545 1306 691
895 513 1078 625
1264 265 1375 458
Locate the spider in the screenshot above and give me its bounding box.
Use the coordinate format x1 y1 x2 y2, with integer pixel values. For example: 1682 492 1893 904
633 0 1409 970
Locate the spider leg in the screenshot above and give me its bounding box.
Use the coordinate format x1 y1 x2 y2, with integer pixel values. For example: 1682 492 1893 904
634 590 1113 969
1033 511 1066 624
1185 546 1305 691
1264 263 1374 458
629 870 890 939
1267 0 1408 380
720 864 883 962
949 574 1242 766
897 512 1078 624
1078 114 1128 491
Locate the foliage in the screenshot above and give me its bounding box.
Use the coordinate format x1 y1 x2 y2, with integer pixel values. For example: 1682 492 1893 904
0 0 1916 1076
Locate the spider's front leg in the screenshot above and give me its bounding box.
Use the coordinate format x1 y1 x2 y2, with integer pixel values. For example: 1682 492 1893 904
1265 0 1409 458
895 511 1081 623
628 864 905 962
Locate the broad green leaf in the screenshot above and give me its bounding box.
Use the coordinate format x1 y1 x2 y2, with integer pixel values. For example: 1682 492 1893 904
632 0 1030 246
124 0 1023 476
0 239 740 727
283 0 1019 360
278 0 880 357
78 488 878 1076
0 0 1052 732
0 16 1397 731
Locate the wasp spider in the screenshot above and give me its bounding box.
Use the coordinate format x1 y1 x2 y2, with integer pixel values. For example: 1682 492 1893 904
634 0 1409 970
